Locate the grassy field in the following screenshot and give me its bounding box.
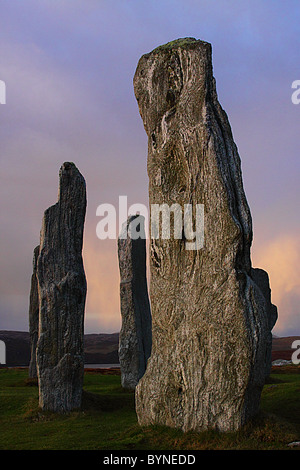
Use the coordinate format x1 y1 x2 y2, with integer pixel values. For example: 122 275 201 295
0 366 299 450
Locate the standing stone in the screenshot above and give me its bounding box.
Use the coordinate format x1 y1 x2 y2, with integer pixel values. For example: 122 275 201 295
251 268 278 378
36 162 87 412
118 215 152 390
28 245 40 378
133 38 275 432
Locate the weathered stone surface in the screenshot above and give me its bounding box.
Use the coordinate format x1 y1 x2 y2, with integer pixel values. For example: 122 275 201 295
36 162 87 412
251 268 278 377
118 215 152 390
133 38 275 432
28 245 40 378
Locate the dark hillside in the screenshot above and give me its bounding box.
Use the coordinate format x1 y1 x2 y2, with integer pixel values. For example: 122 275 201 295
0 331 298 366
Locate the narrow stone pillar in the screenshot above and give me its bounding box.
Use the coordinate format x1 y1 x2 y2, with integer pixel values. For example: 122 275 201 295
36 162 87 412
118 215 152 390
251 268 278 378
28 245 40 378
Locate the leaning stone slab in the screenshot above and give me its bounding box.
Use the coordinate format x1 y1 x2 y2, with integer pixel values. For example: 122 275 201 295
118 215 152 390
36 162 87 412
28 245 40 378
133 38 275 432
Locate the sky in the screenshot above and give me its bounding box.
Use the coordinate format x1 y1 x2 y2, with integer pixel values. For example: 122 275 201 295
0 0 299 337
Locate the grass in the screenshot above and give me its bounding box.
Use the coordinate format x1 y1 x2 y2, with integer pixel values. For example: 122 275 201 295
0 366 299 450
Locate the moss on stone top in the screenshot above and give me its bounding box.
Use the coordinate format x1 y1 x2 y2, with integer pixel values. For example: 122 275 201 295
150 37 209 54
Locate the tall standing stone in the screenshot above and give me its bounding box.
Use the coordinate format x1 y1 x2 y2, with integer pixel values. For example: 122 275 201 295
133 38 276 432
36 162 87 412
118 215 152 390
28 245 40 378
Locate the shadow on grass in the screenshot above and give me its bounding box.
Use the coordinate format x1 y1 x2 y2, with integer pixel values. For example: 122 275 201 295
81 389 135 412
22 388 135 425
115 411 299 450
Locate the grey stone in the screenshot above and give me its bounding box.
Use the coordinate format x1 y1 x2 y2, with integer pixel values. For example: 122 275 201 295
251 268 278 378
28 245 40 378
133 38 274 432
118 215 152 390
36 162 87 412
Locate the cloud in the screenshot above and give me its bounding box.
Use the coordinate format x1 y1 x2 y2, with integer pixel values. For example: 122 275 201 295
0 295 29 332
0 1 299 338
83 236 121 334
252 234 300 336
0 33 148 333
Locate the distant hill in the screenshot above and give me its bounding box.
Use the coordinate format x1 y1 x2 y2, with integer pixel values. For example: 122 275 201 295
0 330 119 366
83 333 119 364
270 336 300 361
0 331 299 367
